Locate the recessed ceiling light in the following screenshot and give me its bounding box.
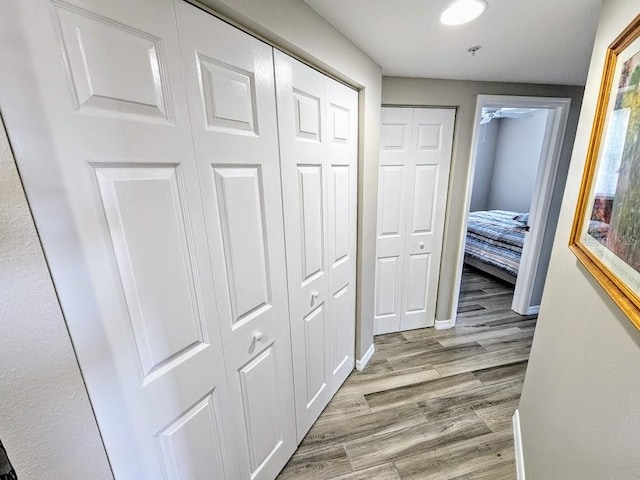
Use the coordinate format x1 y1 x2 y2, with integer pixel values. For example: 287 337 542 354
440 0 487 26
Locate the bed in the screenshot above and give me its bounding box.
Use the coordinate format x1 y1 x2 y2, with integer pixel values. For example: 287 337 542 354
464 210 529 284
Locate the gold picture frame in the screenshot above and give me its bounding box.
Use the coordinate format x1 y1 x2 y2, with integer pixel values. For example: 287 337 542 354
570 14 640 330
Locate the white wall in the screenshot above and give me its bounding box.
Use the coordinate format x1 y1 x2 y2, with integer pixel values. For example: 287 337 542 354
518 1 640 478
196 0 382 359
470 118 500 212
0 117 113 479
382 77 584 321
487 110 549 213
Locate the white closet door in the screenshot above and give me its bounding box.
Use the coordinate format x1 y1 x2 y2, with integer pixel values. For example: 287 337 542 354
175 3 296 480
375 108 413 334
0 0 237 478
274 51 357 442
325 77 358 394
375 107 455 334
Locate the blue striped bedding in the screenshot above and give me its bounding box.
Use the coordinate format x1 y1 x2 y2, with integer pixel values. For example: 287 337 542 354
464 210 528 277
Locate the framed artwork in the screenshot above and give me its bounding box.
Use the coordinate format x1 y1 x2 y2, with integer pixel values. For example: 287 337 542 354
570 14 640 329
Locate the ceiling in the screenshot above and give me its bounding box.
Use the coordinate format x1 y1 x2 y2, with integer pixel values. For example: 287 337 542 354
302 0 603 86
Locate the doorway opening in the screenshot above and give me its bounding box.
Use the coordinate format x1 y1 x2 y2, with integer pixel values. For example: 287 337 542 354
451 95 571 323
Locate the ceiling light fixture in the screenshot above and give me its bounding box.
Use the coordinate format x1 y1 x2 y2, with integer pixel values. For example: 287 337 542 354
440 0 487 26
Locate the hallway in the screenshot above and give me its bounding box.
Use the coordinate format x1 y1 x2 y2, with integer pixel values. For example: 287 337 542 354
278 268 536 479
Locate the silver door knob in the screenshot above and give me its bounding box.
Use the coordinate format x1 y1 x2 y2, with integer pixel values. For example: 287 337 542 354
419 242 425 249
253 331 264 342
311 291 319 299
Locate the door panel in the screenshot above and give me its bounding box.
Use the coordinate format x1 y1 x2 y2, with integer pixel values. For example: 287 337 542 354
95 166 207 378
401 108 455 330
275 51 357 442
297 164 325 282
238 346 284 477
157 392 228 480
374 108 413 334
375 107 455 334
275 53 329 441
325 78 357 393
175 3 296 479
212 166 271 325
1 1 238 478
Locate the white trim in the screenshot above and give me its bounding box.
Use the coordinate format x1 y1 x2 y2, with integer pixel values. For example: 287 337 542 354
356 343 375 371
434 318 454 330
451 95 571 322
526 305 540 315
513 409 526 480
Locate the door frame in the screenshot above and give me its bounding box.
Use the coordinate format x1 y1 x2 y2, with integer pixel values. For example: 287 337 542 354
451 94 571 323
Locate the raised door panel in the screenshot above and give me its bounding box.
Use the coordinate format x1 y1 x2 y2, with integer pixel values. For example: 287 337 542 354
331 164 350 267
95 166 205 380
374 256 401 330
212 166 272 325
331 285 353 376
197 54 258 135
53 0 173 123
411 165 439 237
158 392 229 480
175 3 296 479
1 1 238 479
377 165 405 239
238 347 285 478
404 253 431 315
297 165 325 283
303 305 327 406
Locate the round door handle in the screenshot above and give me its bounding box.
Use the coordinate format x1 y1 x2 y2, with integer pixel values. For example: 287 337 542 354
253 331 264 342
419 242 425 249
311 291 319 299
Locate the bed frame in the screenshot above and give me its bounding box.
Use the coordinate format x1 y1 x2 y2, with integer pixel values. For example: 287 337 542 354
464 254 517 285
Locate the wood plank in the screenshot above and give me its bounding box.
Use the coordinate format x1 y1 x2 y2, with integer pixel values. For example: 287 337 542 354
344 413 492 471
364 372 482 411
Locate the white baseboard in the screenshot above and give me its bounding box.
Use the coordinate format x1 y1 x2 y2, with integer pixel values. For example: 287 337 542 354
356 343 375 371
434 318 454 330
513 409 526 480
526 305 540 315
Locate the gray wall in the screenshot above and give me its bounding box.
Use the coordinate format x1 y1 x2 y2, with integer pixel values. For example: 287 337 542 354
487 110 548 213
519 0 640 478
470 119 499 212
198 0 382 360
382 77 584 320
0 116 113 479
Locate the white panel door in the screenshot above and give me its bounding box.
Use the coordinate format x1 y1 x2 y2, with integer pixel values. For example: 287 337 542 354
375 108 413 334
325 77 358 394
175 3 296 480
275 51 357 442
0 0 237 479
374 107 455 334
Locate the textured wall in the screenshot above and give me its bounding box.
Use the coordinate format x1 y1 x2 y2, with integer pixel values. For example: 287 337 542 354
487 110 548 213
470 118 500 212
518 0 640 478
0 116 113 479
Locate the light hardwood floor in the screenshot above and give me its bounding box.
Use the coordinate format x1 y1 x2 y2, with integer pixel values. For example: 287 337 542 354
277 267 536 480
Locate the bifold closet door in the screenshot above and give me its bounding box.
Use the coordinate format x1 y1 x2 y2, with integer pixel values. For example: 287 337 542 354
175 3 296 479
274 51 358 441
0 0 239 478
374 107 455 334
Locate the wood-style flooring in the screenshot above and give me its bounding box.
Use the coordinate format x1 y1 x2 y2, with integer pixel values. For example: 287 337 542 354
277 267 536 480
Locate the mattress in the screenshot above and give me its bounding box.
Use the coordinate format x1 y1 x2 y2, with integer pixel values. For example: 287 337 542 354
464 210 528 277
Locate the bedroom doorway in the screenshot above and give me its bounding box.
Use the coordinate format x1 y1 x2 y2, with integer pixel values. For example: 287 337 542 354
452 95 571 320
